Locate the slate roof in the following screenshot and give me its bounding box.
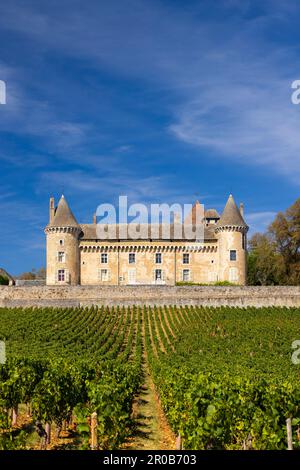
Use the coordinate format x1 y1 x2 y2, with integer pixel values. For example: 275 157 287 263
79 223 217 241
217 194 247 227
48 195 80 228
205 209 220 219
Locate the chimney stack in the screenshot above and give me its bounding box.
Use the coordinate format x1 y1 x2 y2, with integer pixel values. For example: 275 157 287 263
49 197 55 223
240 202 244 218
93 213 97 224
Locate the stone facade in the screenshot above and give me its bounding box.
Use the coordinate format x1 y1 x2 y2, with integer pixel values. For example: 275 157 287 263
44 194 248 286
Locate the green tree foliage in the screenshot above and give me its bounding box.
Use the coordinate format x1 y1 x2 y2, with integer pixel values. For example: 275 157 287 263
0 275 9 285
248 198 300 285
269 198 300 284
247 233 285 285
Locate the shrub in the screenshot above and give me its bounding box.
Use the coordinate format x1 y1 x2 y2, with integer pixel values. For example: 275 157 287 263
0 275 9 286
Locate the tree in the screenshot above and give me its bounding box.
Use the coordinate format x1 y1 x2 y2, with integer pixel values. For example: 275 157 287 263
0 275 9 285
247 233 285 285
247 198 300 285
36 267 46 280
269 198 300 284
18 267 46 280
19 271 36 280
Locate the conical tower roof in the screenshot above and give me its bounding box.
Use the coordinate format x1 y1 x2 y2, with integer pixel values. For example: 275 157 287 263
48 195 79 228
217 194 247 227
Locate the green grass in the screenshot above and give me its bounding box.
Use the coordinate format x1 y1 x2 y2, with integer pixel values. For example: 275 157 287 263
176 280 238 286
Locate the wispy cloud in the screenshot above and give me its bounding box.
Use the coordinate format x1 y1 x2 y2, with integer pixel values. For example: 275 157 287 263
38 169 208 203
1 1 300 182
246 211 277 236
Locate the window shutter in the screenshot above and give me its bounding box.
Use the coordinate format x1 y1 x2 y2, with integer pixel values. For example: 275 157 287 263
55 270 58 282
161 270 165 281
189 270 193 282
65 269 69 283
98 269 101 280
108 269 111 281
153 269 156 282
56 252 58 262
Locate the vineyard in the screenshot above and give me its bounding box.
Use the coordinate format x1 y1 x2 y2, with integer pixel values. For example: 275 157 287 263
0 305 300 450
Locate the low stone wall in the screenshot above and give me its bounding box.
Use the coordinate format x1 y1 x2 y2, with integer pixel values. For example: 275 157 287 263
15 279 46 287
0 285 300 308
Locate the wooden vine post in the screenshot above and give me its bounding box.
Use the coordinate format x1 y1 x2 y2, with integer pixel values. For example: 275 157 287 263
12 406 18 426
176 433 182 450
45 423 51 445
91 412 98 450
286 418 293 450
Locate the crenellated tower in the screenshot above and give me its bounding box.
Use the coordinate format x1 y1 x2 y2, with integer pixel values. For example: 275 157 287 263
215 194 248 285
44 195 81 285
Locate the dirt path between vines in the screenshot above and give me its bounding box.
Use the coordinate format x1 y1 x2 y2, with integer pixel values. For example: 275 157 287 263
122 317 176 451
123 365 176 450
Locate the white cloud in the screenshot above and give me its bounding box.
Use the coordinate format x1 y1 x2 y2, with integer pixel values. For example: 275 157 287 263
246 211 276 236
1 1 300 183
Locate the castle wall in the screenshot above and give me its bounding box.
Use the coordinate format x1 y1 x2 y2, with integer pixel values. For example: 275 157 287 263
79 241 220 286
0 285 299 308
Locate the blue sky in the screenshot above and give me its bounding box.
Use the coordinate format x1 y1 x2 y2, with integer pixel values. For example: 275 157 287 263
0 0 300 274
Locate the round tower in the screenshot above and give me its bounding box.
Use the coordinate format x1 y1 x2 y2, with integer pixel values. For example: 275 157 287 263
215 194 248 285
44 195 81 285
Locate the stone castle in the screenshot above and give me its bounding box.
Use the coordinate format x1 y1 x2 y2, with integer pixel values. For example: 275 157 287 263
45 194 248 286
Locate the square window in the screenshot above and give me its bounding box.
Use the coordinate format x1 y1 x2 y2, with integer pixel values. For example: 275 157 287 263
183 253 189 264
58 269 65 282
101 253 108 264
58 252 65 263
101 269 109 281
183 269 190 281
230 250 237 261
128 268 136 283
155 253 162 264
155 269 162 280
129 253 135 264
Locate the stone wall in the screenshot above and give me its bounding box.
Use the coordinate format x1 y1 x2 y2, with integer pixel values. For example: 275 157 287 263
0 285 300 308
15 280 46 287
